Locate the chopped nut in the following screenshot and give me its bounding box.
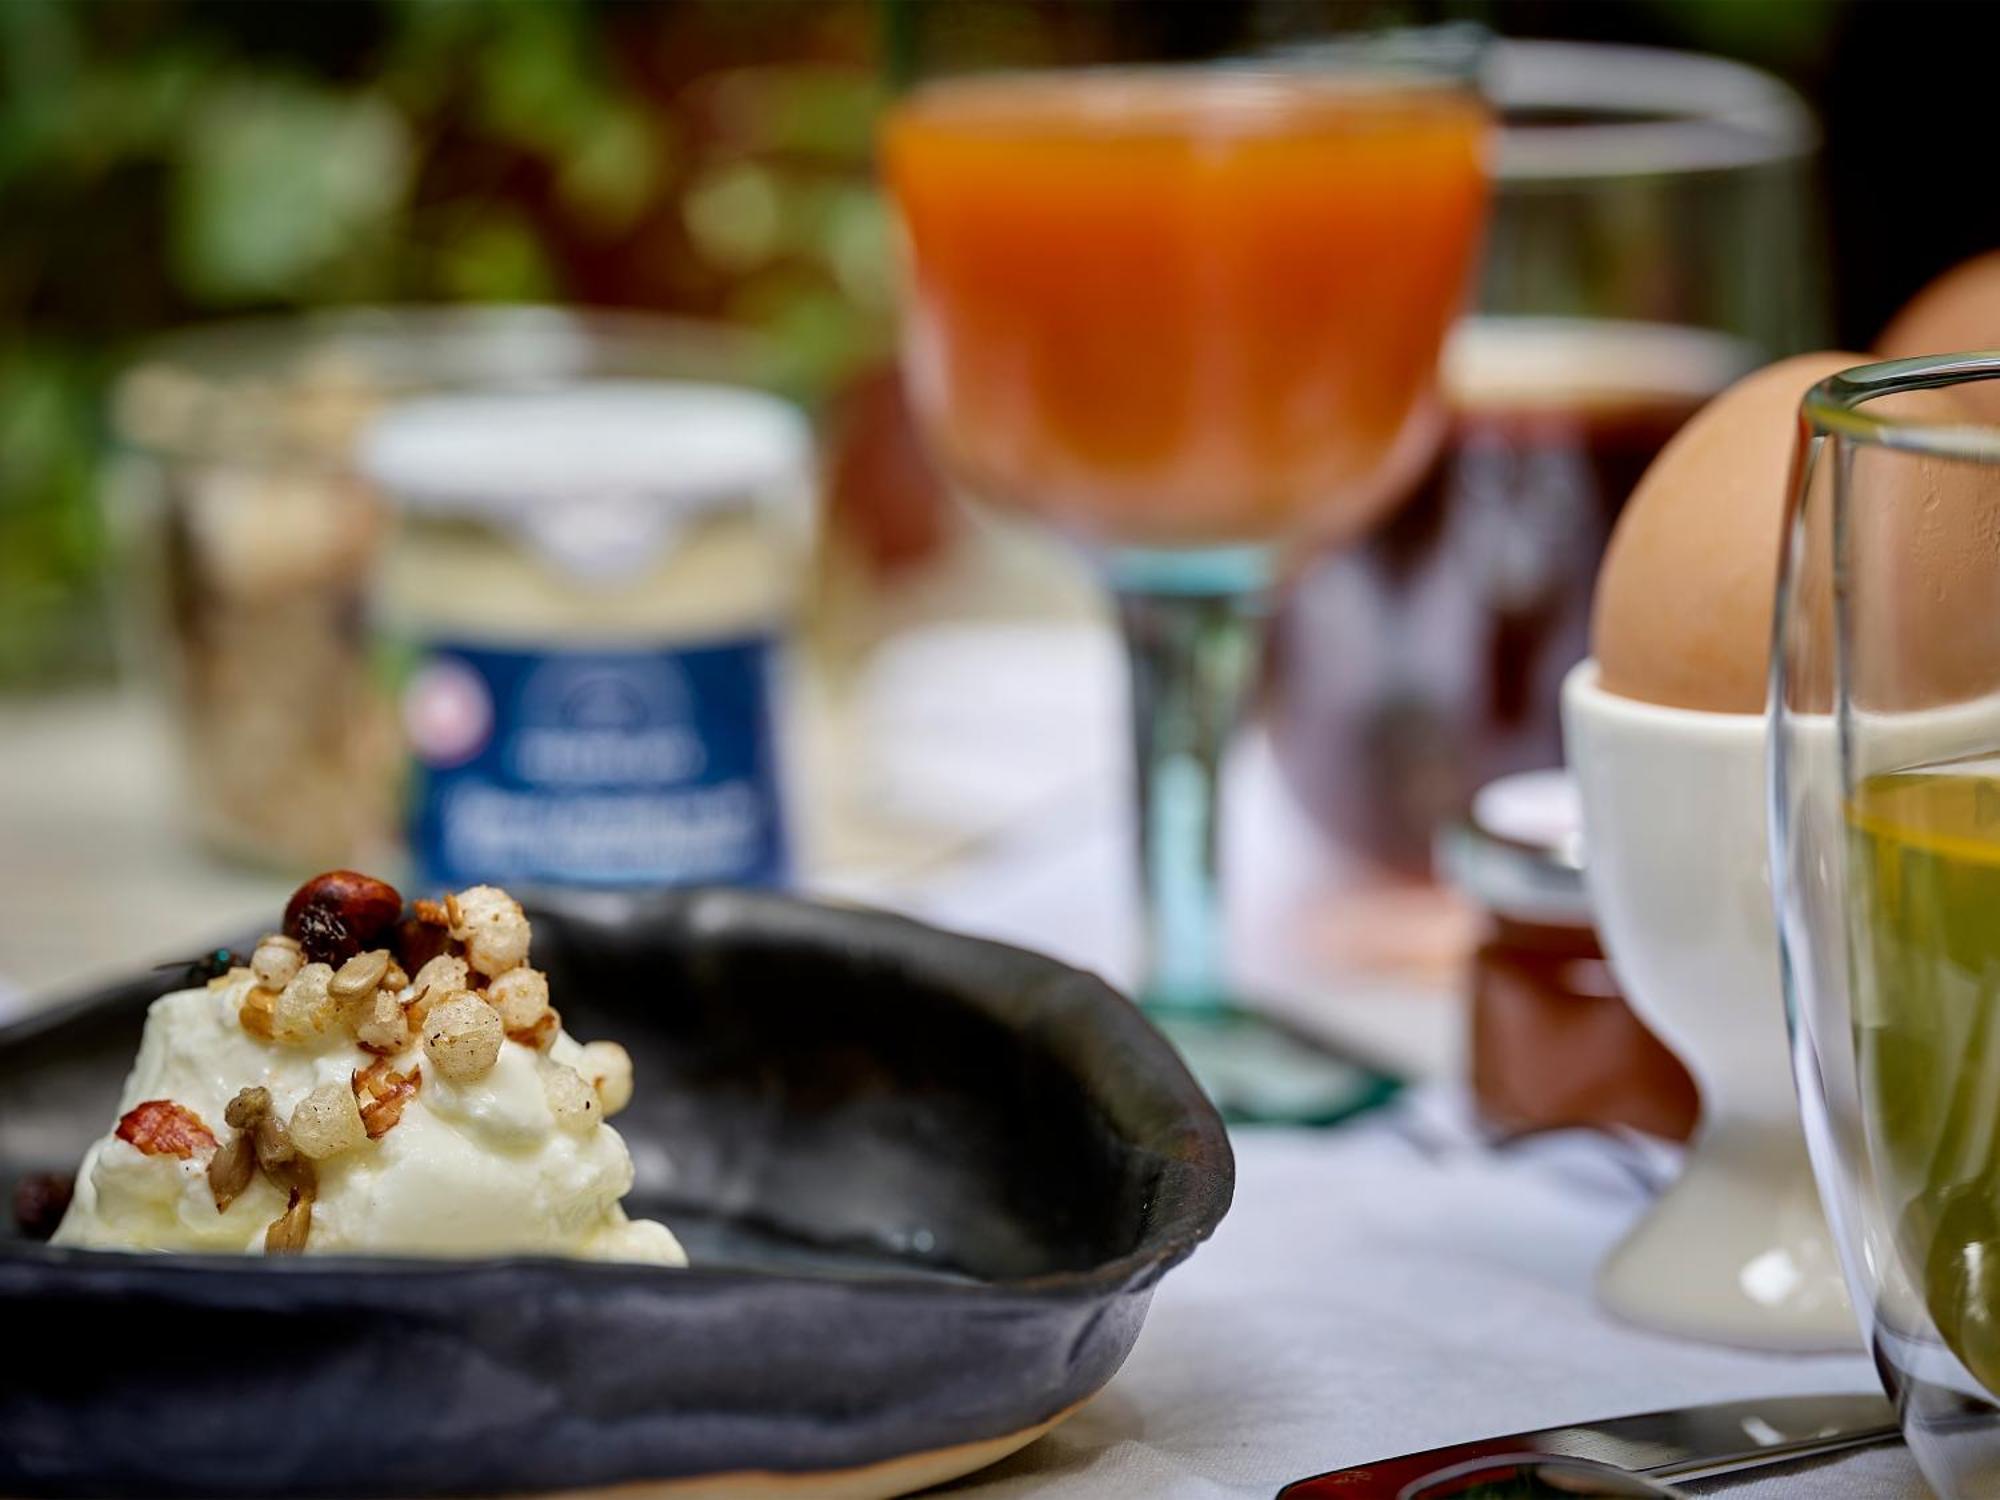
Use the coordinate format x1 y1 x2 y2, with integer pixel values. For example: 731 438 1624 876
329 948 390 1001
448 885 531 977
207 1131 256 1211
540 1062 601 1134
404 954 469 1026
264 1187 313 1254
239 986 277 1041
575 1041 634 1117
507 1007 559 1052
488 967 550 1032
282 1157 321 1198
272 963 339 1045
283 870 404 966
289 1082 368 1159
12 1172 74 1241
252 1111 296 1170
115 1100 217 1159
354 987 413 1055
407 952 468 995
423 993 504 1083
353 1059 422 1138
250 934 302 991
224 1086 272 1130
392 911 451 974
247 1097 319 1194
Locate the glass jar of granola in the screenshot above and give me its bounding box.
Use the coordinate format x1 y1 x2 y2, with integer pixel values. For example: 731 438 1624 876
109 308 778 872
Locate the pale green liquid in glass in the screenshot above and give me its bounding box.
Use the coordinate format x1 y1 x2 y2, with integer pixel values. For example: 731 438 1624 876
1853 760 2000 1393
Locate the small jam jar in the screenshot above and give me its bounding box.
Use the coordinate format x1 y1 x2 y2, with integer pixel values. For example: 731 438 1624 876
1441 770 1698 1142
360 382 813 891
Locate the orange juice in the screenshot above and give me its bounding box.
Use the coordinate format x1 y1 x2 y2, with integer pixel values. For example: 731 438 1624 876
883 69 1490 550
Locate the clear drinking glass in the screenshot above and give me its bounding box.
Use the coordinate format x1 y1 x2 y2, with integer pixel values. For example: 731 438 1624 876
1773 352 2000 1495
881 58 1491 1120
1274 38 1821 878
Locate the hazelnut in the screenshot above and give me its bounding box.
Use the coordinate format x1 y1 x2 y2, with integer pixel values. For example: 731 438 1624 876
283 870 404 967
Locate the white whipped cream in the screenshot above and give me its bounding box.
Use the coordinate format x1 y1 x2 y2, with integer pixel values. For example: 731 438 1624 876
53 974 684 1264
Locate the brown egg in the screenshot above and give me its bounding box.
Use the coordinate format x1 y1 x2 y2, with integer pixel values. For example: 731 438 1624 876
1877 251 2000 423
1880 252 2000 359
1597 347 2000 715
1593 352 1865 713
1846 383 2000 711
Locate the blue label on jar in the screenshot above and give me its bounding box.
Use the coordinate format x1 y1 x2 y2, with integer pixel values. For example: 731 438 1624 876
402 636 789 889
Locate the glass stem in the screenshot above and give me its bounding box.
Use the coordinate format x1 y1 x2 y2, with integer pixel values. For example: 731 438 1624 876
1114 585 1264 1018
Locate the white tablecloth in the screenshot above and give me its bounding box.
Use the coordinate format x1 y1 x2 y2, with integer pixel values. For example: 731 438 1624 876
944 1107 1922 1498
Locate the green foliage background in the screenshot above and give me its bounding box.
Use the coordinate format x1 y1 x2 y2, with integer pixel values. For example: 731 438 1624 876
0 0 901 689
0 0 1840 691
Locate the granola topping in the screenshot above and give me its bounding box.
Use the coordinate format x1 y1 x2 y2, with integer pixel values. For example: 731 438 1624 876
51 871 682 1265
115 1100 217 1160
239 985 277 1040
206 1131 256 1211
265 1188 314 1255
353 1058 422 1140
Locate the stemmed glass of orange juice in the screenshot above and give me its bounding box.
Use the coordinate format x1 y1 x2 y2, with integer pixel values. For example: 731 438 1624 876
883 52 1491 1120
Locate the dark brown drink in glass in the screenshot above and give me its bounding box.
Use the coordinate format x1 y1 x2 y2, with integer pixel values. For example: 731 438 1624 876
1270 316 1754 874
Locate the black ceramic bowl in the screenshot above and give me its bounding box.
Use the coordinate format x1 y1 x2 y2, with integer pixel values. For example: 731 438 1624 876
0 889 1232 1499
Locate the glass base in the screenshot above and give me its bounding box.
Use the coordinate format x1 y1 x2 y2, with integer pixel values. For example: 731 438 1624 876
1148 1005 1401 1127
1103 543 1275 597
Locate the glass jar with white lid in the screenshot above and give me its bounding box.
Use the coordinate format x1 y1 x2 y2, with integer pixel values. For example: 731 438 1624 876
361 380 814 891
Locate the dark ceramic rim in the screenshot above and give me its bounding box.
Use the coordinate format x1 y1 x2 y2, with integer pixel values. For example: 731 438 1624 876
0 889 1235 1302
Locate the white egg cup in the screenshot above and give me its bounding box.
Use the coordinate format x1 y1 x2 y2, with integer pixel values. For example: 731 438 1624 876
1562 660 1855 1352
